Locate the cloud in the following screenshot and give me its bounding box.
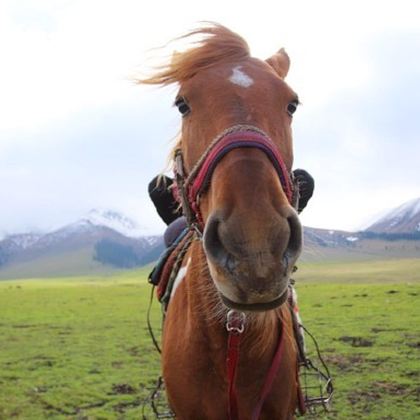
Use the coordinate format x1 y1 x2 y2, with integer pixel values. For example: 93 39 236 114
0 91 179 234
1 0 420 234
295 31 420 230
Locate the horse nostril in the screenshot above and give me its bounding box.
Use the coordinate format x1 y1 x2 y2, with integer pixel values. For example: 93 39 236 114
203 216 232 269
285 212 302 262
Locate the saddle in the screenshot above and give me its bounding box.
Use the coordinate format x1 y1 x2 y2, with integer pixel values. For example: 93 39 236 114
148 227 194 310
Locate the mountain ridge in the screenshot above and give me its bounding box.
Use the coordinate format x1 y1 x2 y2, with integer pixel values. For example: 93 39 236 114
366 197 420 234
0 209 164 279
1 200 419 279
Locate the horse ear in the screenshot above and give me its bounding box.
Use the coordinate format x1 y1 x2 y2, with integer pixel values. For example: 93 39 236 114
266 48 290 79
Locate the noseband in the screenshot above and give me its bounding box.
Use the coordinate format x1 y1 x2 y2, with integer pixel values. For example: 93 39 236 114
174 125 296 234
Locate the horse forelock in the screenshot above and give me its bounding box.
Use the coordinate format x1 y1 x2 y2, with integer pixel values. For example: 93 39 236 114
139 23 250 86
138 24 251 170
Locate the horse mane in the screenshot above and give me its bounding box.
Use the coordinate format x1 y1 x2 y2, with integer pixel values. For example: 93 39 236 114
139 23 250 86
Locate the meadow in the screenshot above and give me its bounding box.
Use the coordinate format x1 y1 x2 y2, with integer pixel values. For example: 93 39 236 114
0 259 419 419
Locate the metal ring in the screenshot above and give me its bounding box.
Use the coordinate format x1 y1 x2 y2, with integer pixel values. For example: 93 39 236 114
226 310 246 334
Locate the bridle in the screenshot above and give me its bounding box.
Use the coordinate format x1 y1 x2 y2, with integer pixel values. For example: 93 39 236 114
171 124 303 418
145 126 332 418
173 124 298 236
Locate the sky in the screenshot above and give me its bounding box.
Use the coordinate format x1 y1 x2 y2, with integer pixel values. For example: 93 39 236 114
1 0 419 236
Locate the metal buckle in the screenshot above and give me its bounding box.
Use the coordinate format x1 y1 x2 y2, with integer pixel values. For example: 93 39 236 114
226 310 246 334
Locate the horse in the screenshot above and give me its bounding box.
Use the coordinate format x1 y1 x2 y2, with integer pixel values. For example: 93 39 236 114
141 24 305 419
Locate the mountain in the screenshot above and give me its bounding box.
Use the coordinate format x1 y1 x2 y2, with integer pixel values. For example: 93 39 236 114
366 197 420 234
299 197 420 261
82 209 154 238
301 226 420 262
1 199 420 280
0 209 164 279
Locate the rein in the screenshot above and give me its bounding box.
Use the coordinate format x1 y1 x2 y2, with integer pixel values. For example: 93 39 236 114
226 310 245 420
226 310 287 420
174 124 297 233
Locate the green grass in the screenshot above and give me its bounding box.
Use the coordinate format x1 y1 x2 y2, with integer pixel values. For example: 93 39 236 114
0 247 121 280
296 282 420 419
0 260 419 419
0 269 160 419
296 257 420 283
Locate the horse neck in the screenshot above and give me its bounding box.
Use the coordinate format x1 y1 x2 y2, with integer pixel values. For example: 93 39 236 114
183 240 289 360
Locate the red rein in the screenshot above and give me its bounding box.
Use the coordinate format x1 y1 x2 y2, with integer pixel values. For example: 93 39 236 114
226 310 286 420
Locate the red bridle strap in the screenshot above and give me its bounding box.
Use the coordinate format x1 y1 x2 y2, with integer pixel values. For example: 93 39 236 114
251 318 286 420
190 130 293 202
227 332 241 420
226 311 285 420
226 310 245 420
174 125 294 231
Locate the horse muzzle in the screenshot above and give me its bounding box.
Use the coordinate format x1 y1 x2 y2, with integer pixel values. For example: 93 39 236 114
203 208 302 312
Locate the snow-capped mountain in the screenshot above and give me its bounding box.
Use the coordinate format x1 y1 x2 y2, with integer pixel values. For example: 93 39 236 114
1 233 43 251
82 209 152 238
0 209 164 278
366 197 420 234
28 208 158 248
0 209 159 252
1 201 419 280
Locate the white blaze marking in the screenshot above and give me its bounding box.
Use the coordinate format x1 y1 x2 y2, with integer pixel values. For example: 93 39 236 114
229 66 254 88
171 258 191 298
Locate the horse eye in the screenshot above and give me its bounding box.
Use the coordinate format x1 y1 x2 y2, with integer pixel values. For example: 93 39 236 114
287 100 299 117
175 97 191 116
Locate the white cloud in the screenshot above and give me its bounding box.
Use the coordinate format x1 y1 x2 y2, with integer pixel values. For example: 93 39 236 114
2 0 417 133
1 0 417 135
0 0 420 234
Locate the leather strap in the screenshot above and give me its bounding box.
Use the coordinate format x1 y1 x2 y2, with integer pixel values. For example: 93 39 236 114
251 319 285 420
226 315 286 420
227 332 242 420
174 125 294 233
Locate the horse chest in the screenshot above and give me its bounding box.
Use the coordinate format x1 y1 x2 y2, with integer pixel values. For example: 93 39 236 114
163 317 297 420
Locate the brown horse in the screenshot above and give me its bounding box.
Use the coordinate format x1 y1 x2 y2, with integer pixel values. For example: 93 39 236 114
142 24 303 419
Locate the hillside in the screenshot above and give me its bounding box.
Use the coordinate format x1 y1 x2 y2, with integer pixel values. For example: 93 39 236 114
0 210 164 279
366 197 420 234
301 226 420 262
1 199 420 280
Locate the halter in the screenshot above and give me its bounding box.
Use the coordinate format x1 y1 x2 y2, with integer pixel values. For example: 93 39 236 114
170 125 303 417
174 125 297 234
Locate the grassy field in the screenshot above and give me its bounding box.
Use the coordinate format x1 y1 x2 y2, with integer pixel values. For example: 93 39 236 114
0 259 419 419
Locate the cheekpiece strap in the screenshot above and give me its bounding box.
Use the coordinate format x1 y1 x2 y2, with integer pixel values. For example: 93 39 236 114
174 149 196 227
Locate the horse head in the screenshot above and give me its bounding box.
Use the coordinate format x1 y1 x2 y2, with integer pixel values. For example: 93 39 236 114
143 24 302 312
